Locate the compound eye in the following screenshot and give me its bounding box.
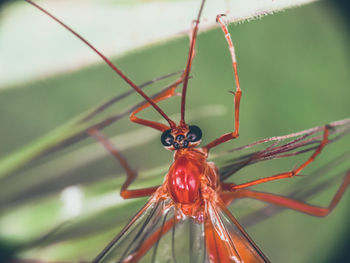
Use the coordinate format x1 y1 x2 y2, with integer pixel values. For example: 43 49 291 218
187 125 202 142
173 142 180 149
176 135 185 141
161 129 174 146
182 140 189 148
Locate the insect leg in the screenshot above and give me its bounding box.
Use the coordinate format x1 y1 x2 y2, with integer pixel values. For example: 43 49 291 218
204 15 242 151
130 16 200 132
87 128 158 199
229 171 350 217
223 127 329 190
130 79 182 132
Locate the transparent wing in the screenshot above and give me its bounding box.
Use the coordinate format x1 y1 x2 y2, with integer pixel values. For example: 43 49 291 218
94 190 270 263
94 195 269 263
205 200 269 263
93 196 172 263
93 195 212 263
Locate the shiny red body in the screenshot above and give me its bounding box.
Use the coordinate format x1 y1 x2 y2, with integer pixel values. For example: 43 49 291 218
168 149 206 203
167 148 218 218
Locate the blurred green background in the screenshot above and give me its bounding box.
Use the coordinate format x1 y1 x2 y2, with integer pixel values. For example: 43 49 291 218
0 0 350 262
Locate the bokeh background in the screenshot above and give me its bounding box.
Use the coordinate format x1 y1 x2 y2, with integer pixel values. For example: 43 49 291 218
0 0 349 262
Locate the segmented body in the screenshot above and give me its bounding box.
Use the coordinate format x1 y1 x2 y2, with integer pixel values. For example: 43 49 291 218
142 147 269 263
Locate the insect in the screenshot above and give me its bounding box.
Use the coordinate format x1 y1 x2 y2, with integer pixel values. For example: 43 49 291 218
23 0 350 262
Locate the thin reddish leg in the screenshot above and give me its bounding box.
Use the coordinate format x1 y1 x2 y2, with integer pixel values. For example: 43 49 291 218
25 0 176 130
204 15 242 151
130 76 184 132
228 171 350 217
222 127 329 191
87 128 158 199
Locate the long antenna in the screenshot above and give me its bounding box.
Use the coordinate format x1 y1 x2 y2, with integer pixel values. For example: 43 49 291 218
180 0 206 126
25 0 176 129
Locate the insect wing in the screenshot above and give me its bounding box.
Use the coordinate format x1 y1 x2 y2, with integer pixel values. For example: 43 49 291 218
219 118 350 181
205 201 270 263
93 197 169 263
94 196 213 263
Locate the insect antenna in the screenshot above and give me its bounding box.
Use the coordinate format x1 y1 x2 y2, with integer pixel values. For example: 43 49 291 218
81 70 183 123
24 0 176 129
180 0 206 126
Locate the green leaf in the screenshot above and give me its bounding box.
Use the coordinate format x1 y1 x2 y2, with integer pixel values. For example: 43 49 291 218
1 0 319 87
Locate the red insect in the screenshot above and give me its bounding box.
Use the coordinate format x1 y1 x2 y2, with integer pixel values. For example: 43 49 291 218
24 0 350 262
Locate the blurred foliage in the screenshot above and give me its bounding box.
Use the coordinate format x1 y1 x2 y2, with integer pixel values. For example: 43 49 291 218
333 0 350 27
2 0 321 89
0 0 350 263
0 0 14 10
